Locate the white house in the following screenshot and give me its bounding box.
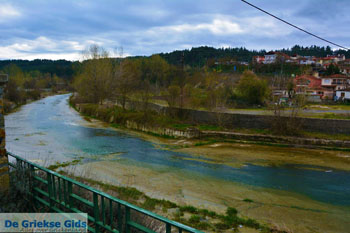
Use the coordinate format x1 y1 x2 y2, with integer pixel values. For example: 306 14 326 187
264 52 277 64
335 89 350 100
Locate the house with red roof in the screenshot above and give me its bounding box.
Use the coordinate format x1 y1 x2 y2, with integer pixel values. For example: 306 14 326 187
316 54 346 68
253 56 265 64
294 75 324 102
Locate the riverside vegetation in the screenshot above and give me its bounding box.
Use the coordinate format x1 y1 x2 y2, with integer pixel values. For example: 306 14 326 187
71 44 350 140
0 64 70 113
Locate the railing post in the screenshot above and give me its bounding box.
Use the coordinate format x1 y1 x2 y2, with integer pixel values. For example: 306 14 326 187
0 74 9 193
125 206 130 233
47 173 53 209
30 165 37 209
118 203 122 233
68 181 73 209
93 193 100 233
166 223 171 233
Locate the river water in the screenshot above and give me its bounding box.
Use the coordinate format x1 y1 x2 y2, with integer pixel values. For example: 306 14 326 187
5 94 350 232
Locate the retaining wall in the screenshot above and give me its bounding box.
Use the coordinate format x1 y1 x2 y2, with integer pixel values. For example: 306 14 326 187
117 100 350 135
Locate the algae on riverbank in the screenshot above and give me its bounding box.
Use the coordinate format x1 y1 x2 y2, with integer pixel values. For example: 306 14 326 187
57 170 274 233
68 160 350 233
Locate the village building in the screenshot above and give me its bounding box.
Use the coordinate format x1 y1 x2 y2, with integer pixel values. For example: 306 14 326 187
298 56 316 65
320 74 350 100
263 51 290 64
294 75 324 102
253 55 265 64
338 59 350 76
335 89 350 101
316 54 346 67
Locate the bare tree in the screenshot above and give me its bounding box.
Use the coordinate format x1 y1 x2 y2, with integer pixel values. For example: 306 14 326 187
271 94 306 136
74 44 115 104
115 60 140 109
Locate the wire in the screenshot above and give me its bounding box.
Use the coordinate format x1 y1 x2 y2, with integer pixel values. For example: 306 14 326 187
241 0 349 50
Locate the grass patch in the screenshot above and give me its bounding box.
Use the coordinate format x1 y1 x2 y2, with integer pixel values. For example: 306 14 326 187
141 198 158 211
323 112 350 120
47 159 81 171
194 139 219 147
188 215 201 224
179 205 198 214
243 198 254 203
171 123 192 130
303 131 350 141
197 124 224 131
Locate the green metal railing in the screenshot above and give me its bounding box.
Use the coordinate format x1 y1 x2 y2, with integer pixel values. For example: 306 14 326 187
7 152 203 233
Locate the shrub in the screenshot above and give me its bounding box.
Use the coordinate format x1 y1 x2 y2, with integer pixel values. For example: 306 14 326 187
226 207 238 216
179 205 198 214
243 198 253 203
235 71 269 106
188 215 201 224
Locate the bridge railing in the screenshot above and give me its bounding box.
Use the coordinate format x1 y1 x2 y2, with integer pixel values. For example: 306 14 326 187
7 152 203 233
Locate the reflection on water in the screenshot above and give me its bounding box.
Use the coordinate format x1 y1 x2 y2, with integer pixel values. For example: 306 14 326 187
5 94 350 206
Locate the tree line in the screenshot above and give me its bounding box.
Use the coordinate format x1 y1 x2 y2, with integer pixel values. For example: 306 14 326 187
0 59 77 80
73 45 270 112
0 64 68 108
1 45 347 81
159 45 350 66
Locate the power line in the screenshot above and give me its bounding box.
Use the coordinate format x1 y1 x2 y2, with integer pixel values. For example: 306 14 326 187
241 0 349 50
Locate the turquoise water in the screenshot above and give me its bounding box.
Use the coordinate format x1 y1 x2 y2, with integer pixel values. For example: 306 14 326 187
5 94 350 206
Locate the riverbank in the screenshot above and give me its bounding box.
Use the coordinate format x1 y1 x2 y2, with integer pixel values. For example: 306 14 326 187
64 157 350 233
69 95 350 150
69 97 350 172
53 169 275 233
6 94 349 233
67 96 350 233
4 90 69 115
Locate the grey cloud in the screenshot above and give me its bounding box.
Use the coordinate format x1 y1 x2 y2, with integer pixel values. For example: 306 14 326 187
0 0 349 60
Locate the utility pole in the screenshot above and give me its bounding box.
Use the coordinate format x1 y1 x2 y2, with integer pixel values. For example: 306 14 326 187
180 52 185 110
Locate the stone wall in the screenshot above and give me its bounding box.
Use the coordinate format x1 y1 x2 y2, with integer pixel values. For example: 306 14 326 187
117 99 350 135
125 121 200 138
0 74 8 192
201 131 350 148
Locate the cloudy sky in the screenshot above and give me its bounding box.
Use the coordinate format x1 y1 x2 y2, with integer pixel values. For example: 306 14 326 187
0 0 349 60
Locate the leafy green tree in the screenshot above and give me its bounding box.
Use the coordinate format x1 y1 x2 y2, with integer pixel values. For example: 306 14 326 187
235 71 269 105
2 65 26 104
325 63 340 75
166 85 181 107
139 55 171 87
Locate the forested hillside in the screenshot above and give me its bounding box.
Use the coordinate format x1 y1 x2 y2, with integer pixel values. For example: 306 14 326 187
1 45 349 78
0 59 78 80
159 45 350 66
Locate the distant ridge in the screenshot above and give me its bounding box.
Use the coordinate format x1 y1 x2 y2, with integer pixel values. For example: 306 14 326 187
1 45 349 78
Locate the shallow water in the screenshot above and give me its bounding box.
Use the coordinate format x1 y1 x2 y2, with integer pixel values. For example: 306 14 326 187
5 94 350 207
5 94 350 230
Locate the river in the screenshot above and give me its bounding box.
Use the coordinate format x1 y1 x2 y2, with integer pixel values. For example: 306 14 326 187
5 94 350 233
